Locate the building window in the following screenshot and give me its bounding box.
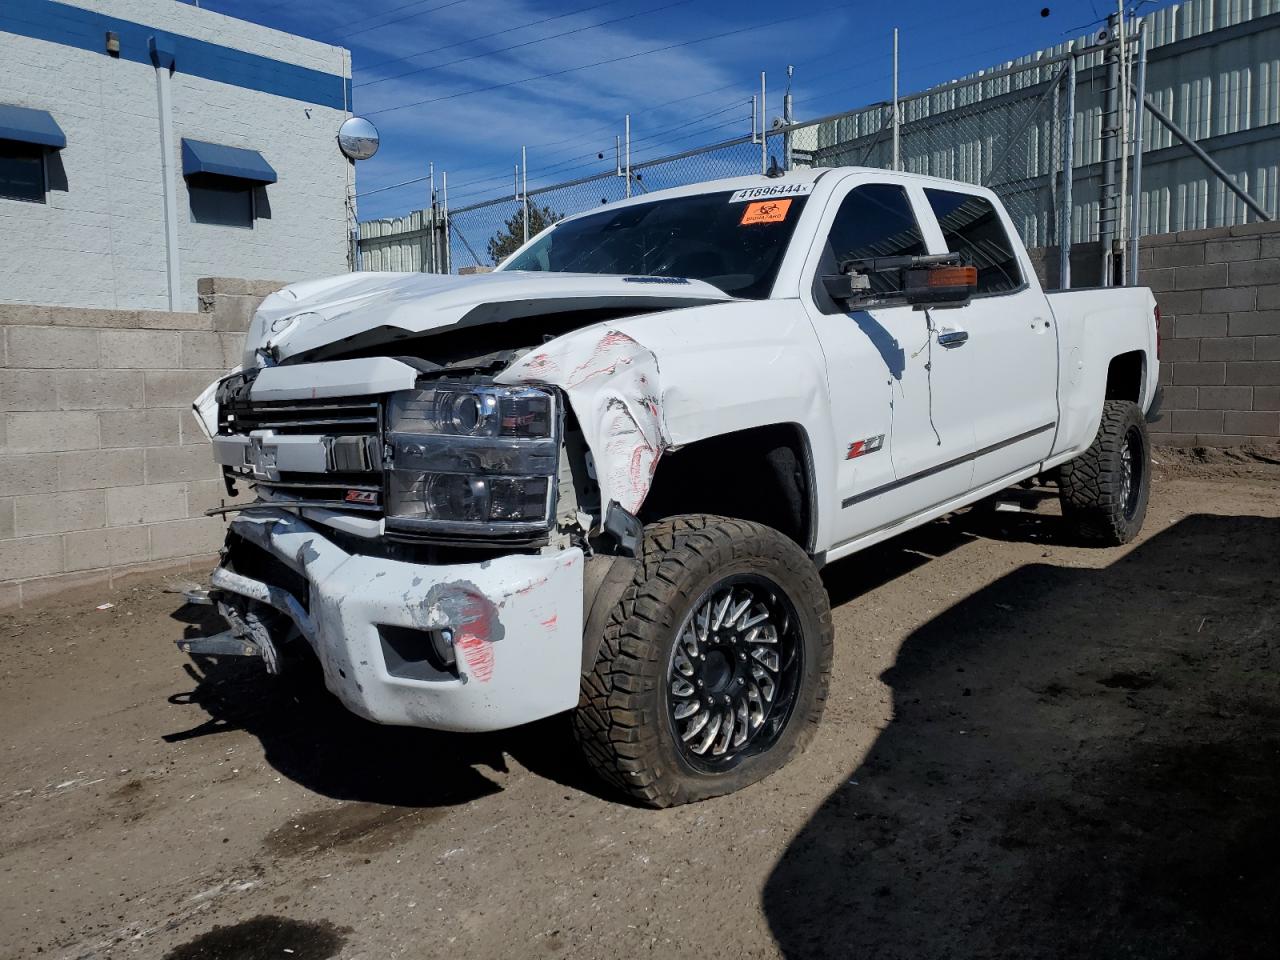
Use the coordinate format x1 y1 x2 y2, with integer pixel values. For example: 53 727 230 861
180 139 276 229
923 189 1023 295
188 176 255 228
0 141 48 203
0 104 64 202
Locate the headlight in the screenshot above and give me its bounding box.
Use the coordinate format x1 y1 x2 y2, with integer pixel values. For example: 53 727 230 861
384 385 559 535
387 384 553 439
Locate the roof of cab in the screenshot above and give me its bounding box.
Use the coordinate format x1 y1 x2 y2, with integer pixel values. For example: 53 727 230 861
554 165 999 223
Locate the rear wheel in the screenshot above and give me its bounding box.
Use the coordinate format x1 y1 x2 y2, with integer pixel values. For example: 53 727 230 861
574 516 832 807
1059 400 1151 545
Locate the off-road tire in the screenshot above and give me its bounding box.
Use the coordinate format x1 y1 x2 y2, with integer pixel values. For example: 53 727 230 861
1059 400 1151 545
574 515 833 808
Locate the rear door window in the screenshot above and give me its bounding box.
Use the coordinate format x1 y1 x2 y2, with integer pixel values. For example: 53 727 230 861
923 189 1023 295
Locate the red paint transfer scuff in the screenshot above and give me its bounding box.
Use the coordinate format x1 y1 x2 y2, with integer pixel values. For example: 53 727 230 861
414 581 507 684
452 590 500 683
566 330 642 388
497 328 669 515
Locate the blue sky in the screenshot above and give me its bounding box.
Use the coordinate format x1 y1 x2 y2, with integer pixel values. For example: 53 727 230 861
193 0 1173 220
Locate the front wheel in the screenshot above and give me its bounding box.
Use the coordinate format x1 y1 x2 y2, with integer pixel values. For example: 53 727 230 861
1059 400 1151 545
574 516 833 807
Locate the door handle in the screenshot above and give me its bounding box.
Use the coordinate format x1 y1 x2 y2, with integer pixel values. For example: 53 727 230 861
937 328 969 347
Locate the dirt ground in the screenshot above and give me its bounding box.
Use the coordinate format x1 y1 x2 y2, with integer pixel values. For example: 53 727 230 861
2 449 1277 960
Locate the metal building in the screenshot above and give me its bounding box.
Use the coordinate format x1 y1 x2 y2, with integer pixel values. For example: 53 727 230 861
798 0 1280 243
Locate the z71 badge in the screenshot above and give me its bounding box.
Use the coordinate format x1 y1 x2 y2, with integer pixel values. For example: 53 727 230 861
846 434 885 460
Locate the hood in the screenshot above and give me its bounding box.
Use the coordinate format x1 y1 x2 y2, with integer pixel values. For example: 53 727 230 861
246 271 735 366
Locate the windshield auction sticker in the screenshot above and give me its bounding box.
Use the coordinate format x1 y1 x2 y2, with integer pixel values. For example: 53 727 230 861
728 183 813 202
740 199 792 225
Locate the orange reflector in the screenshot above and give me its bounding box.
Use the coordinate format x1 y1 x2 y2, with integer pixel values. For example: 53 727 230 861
926 265 978 287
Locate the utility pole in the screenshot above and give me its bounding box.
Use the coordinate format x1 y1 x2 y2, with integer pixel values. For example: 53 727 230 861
521 145 529 244
783 64 794 171
1059 46 1077 290
892 28 900 171
1128 19 1148 286
428 161 437 274
624 114 631 197
1116 1 1130 281
513 161 523 245
752 72 762 176
1099 11 1121 286
441 170 450 274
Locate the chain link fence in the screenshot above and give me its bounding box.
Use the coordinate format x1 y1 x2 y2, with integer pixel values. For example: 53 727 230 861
446 135 769 272
799 57 1072 249
363 53 1098 280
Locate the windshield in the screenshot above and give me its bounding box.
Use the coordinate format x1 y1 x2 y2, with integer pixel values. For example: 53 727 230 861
501 189 810 299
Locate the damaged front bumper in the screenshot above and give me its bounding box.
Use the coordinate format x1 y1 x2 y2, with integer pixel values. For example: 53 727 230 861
208 509 585 732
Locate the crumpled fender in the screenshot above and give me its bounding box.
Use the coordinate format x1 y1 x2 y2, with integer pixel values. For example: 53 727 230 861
496 330 667 515
497 298 836 551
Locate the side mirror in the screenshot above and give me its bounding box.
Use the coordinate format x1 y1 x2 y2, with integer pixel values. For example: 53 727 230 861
824 254 977 310
822 271 871 303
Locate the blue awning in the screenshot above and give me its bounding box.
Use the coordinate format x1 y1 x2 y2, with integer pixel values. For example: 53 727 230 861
0 104 66 149
181 139 277 184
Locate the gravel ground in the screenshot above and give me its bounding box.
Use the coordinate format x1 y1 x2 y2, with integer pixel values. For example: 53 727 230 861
1 451 1277 960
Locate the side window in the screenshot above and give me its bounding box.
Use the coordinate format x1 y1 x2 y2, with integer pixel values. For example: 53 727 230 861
825 184 925 294
923 189 1022 295
189 178 255 228
0 141 47 203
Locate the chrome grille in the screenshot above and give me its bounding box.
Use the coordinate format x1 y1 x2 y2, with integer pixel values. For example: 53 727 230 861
220 399 381 436
219 397 386 514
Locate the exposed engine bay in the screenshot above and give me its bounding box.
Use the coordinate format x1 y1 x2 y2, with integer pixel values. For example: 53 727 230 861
199 293 703 564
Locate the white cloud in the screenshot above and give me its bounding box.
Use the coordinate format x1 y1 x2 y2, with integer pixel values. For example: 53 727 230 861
286 0 846 218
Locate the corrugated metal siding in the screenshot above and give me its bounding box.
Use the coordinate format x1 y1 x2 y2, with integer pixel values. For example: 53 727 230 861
357 210 441 272
808 0 1280 242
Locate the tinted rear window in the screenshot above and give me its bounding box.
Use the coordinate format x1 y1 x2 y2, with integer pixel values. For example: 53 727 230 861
924 189 1022 295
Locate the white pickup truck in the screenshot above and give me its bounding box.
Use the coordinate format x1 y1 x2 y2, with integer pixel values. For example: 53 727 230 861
187 167 1161 807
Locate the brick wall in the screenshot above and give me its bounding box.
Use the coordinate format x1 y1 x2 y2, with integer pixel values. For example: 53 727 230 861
1029 220 1280 446
0 278 282 609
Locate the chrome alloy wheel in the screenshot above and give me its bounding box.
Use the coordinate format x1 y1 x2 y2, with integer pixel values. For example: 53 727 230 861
666 574 803 768
1120 425 1143 519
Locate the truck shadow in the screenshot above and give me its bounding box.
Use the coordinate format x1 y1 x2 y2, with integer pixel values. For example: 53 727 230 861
820 513 979 608
765 513 1280 960
164 642 602 808
162 516 986 811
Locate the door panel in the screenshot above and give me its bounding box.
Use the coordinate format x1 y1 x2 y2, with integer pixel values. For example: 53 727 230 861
918 189 1058 487
799 179 975 547
944 290 1058 486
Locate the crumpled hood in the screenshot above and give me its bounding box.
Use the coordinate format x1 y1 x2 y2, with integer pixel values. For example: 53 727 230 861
246 271 735 365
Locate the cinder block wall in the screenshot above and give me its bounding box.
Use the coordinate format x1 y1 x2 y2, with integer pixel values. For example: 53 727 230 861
0 278 282 609
1137 221 1280 445
1029 220 1280 445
